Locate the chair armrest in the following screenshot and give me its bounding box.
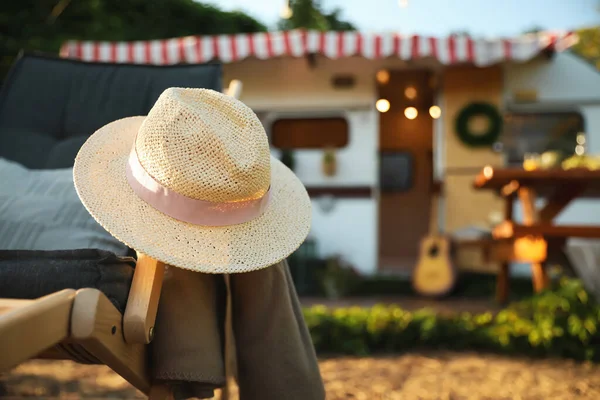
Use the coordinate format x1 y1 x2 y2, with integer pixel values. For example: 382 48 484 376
0 289 76 372
123 253 165 344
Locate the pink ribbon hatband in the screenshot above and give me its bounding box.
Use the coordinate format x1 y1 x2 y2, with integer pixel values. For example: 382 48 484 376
125 148 271 226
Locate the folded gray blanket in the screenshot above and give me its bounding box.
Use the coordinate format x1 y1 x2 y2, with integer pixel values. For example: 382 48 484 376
151 260 325 400
151 266 226 399
230 260 325 400
0 157 129 256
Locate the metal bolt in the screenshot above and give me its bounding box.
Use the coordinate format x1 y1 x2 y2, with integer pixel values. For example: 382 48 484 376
149 326 155 342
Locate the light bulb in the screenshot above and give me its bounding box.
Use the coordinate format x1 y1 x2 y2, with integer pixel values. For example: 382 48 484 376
376 69 390 85
399 0 409 7
404 107 418 120
404 86 417 99
376 99 391 113
429 106 441 119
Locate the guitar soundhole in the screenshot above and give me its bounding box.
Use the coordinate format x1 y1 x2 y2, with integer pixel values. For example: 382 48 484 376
428 244 440 258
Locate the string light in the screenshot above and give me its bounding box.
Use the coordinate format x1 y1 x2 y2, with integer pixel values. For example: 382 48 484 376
404 86 417 99
376 69 390 85
429 106 441 119
404 107 418 119
376 99 391 113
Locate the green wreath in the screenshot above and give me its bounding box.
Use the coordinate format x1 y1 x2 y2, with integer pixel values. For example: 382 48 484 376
454 102 502 148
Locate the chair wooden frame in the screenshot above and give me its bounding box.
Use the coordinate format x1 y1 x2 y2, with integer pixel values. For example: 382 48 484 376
0 81 243 398
0 254 171 398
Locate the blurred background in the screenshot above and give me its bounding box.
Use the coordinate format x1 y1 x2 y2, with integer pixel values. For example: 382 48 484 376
4 1 600 399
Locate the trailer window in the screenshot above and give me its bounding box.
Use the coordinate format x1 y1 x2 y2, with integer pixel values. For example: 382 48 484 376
502 112 585 166
270 117 349 149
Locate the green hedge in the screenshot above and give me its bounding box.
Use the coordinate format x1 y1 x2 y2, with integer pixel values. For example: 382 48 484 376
303 277 600 361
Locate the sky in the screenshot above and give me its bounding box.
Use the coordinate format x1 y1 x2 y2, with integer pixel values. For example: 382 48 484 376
203 0 600 37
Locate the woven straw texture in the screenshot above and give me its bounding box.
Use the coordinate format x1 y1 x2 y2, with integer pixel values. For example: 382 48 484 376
73 88 311 273
137 88 271 202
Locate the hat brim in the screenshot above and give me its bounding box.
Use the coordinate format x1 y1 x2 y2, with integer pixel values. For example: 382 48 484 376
73 116 312 273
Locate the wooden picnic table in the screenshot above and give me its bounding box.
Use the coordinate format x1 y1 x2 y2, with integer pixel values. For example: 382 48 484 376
473 166 600 303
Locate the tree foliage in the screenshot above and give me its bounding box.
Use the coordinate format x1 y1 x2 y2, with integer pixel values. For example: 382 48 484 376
523 26 545 35
0 0 267 79
277 0 356 31
571 26 600 71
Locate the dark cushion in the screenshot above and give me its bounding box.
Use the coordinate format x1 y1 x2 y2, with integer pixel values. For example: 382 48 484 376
0 52 222 169
0 249 135 313
44 135 89 169
0 129 58 169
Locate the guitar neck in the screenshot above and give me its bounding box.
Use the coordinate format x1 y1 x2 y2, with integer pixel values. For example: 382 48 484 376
428 187 443 236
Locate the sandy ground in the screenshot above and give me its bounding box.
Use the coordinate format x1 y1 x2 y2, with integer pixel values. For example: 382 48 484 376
2 352 600 400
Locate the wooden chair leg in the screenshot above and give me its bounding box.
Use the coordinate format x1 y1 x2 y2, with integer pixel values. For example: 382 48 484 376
496 262 510 304
531 262 549 293
71 288 150 394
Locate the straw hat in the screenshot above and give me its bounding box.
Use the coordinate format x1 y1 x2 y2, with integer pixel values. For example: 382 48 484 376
73 88 311 273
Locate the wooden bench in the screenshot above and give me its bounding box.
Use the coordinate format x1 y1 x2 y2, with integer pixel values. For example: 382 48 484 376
473 166 600 303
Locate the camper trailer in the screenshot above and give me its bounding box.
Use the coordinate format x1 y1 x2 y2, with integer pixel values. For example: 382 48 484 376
61 30 595 277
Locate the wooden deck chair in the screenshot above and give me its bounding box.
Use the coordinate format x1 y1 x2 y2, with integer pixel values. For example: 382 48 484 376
0 80 244 399
0 254 168 398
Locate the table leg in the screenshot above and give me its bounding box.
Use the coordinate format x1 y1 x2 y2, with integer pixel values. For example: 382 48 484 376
496 262 510 304
531 262 549 292
495 195 514 303
518 187 549 293
518 187 537 225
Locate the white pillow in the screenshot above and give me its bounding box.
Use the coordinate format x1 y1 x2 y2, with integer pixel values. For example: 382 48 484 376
0 157 129 255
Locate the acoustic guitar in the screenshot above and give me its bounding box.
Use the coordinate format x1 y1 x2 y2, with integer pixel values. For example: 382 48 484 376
412 186 457 297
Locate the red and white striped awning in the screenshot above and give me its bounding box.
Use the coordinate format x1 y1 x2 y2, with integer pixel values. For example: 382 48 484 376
59 29 577 67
